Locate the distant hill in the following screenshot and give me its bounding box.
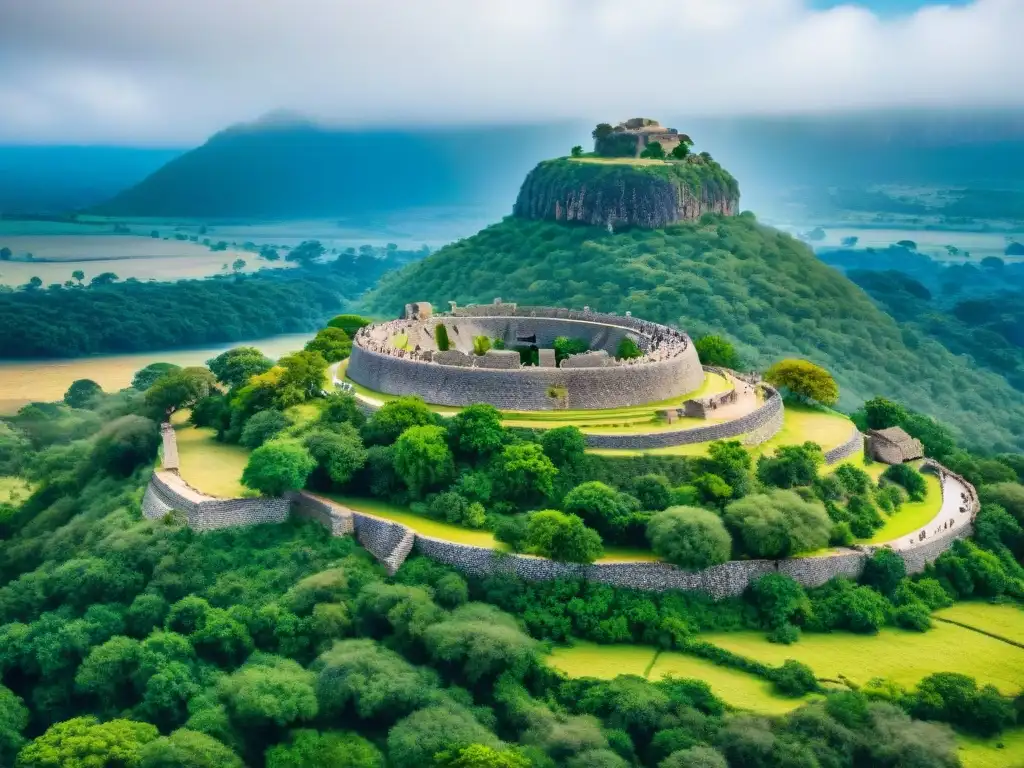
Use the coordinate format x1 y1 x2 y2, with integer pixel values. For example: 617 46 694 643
364 159 1024 453
0 146 180 213
93 115 579 219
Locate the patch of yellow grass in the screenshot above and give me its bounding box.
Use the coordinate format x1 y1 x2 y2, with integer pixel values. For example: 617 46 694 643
327 494 501 548
173 424 250 498
568 157 668 166
0 476 32 504
703 625 1024 694
957 728 1024 768
548 642 658 679
935 602 1024 641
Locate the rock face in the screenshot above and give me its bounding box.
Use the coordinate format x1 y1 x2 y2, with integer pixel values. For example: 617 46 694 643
513 158 740 229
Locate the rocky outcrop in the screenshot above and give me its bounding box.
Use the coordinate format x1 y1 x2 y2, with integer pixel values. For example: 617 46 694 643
513 158 739 229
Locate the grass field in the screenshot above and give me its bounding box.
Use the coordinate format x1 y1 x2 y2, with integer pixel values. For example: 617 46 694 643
0 333 313 415
173 424 250 498
0 234 288 288
568 157 670 166
935 602 1024 644
0 476 32 504
704 623 1024 694
859 469 943 545
547 642 809 714
957 728 1024 768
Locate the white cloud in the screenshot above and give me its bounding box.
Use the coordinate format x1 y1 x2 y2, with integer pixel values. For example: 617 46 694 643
0 0 1020 144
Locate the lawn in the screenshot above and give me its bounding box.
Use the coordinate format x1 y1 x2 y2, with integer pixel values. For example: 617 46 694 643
957 728 1024 768
0 476 32 504
173 424 250 498
703 624 1024 694
548 642 810 714
0 333 313 415
935 602 1024 644
326 494 502 548
568 157 670 166
651 651 812 715
857 469 943 545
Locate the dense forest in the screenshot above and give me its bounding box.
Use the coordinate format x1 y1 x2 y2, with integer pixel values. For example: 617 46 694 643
364 214 1024 453
0 250 404 358
2 354 1024 766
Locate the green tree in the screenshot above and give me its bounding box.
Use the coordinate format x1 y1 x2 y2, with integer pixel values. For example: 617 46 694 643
277 351 329 403
669 141 694 161
702 440 753 498
0 246 10 260
362 396 437 445
327 314 372 337
659 746 726 768
592 123 614 141
764 359 839 406
627 474 673 511
423 603 540 683
0 685 28 766
526 510 603 562
64 379 102 409
640 141 666 159
287 240 326 265
435 744 530 768
756 442 824 489
240 409 291 449
861 548 906 597
218 655 318 729
145 367 217 414
231 259 246 272
646 507 732 569
393 425 455 498
540 426 587 468
881 463 927 502
242 441 317 496
387 704 501 768
863 397 908 430
74 635 142 710
448 404 506 459
265 729 383 768
724 490 831 558
207 347 274 388
472 335 492 355
693 336 741 369
303 425 368 486
91 415 160 476
91 272 119 286
305 328 352 363
553 336 589 363
616 337 643 360
749 573 810 630
570 145 584 158
16 716 159 768
132 363 181 392
435 324 451 351
562 481 640 537
139 729 243 768
493 442 558 505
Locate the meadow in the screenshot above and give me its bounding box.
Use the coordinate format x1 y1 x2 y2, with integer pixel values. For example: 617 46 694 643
956 728 1024 768
0 476 32 505
704 625 1024 694
934 602 1024 645
0 333 314 415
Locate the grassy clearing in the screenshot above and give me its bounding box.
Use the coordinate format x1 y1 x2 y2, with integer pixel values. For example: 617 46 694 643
858 469 943 545
935 602 1024 643
547 642 809 714
173 424 250 499
548 642 657 679
956 728 1024 768
0 476 32 504
703 624 1024 694
0 333 313 415
568 157 669 166
326 494 502 548
651 652 812 714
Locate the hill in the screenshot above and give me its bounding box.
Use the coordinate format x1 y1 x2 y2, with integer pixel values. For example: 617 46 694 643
365 210 1024 453
514 156 739 228
92 115 576 219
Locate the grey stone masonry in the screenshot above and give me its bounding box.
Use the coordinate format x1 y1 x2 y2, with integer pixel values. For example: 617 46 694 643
290 491 354 536
823 428 865 465
161 423 179 470
143 470 290 531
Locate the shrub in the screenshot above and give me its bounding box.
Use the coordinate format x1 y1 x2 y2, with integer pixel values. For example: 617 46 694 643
628 474 673 511
756 442 824 489
494 514 530 552
472 336 492 355
240 409 290 449
770 659 818 697
327 314 372 337
435 324 451 351
393 425 455 499
646 507 732 569
242 441 316 496
616 337 643 360
562 481 640 538
861 549 906 597
764 359 839 406
893 603 932 632
91 415 160 477
882 463 927 502
723 490 831 558
693 336 741 369
526 510 603 563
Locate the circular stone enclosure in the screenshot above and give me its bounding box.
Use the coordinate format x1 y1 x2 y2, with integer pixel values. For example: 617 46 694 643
347 311 705 411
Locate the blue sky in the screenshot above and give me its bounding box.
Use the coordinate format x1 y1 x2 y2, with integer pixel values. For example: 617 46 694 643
0 0 1019 144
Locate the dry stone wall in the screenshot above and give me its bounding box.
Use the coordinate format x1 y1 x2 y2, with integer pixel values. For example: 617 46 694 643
823 429 865 464
142 470 290 531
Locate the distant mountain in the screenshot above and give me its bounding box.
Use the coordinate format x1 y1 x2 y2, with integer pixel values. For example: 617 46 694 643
90 110 1024 221
93 115 582 219
0 146 181 213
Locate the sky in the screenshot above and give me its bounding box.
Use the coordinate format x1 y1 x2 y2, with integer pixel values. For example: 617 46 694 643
0 0 1020 146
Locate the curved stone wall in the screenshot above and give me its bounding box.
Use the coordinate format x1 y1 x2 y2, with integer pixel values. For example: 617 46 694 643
143 470 290 531
347 342 702 411
823 428 865 465
348 306 704 411
581 386 784 450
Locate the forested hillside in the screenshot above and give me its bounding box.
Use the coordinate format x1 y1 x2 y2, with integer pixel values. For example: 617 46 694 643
365 214 1024 452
